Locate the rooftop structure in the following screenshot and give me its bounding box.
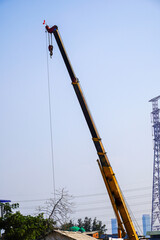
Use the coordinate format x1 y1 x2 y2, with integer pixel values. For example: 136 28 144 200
39 230 98 240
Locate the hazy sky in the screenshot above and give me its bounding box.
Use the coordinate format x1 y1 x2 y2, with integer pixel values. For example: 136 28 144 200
0 0 160 234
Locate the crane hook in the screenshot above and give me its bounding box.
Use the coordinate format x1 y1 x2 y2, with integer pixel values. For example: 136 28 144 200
47 29 53 58
48 45 53 58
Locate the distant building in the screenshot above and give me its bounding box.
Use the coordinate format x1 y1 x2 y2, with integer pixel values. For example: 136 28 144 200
111 218 117 235
142 214 151 236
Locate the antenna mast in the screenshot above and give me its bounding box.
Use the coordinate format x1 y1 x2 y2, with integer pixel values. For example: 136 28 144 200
149 95 160 231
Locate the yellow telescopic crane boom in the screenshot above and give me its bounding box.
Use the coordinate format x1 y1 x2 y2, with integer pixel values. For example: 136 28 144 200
46 25 139 240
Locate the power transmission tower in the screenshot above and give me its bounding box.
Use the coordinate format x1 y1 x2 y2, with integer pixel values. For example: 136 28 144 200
149 95 160 231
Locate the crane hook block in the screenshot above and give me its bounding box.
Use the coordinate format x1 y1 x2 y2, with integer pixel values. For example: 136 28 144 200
48 45 53 58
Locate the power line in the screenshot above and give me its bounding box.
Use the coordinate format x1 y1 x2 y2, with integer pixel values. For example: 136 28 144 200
74 186 152 198
2 184 151 201
12 198 49 203
73 202 151 213
75 193 151 206
17 200 151 212
10 186 152 203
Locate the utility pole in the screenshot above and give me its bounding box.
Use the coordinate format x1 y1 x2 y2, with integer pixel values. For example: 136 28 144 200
149 96 160 231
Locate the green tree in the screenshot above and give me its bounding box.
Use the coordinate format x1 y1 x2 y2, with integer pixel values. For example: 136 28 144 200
38 189 73 227
77 218 83 228
92 217 106 235
60 220 74 231
61 217 107 234
83 217 92 232
0 203 54 240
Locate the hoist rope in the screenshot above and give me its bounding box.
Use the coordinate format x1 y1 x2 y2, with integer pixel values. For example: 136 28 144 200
45 32 56 198
121 187 143 235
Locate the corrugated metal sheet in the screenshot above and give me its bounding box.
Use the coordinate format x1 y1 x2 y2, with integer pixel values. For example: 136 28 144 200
55 230 97 240
40 230 97 240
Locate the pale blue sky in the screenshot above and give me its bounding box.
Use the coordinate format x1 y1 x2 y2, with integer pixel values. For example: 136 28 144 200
0 0 160 233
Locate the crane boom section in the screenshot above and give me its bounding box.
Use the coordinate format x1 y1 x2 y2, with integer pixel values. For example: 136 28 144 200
46 25 139 240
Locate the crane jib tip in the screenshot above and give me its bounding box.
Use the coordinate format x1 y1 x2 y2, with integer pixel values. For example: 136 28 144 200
46 25 58 33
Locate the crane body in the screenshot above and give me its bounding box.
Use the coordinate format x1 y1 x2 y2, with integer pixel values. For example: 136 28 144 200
46 25 139 240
